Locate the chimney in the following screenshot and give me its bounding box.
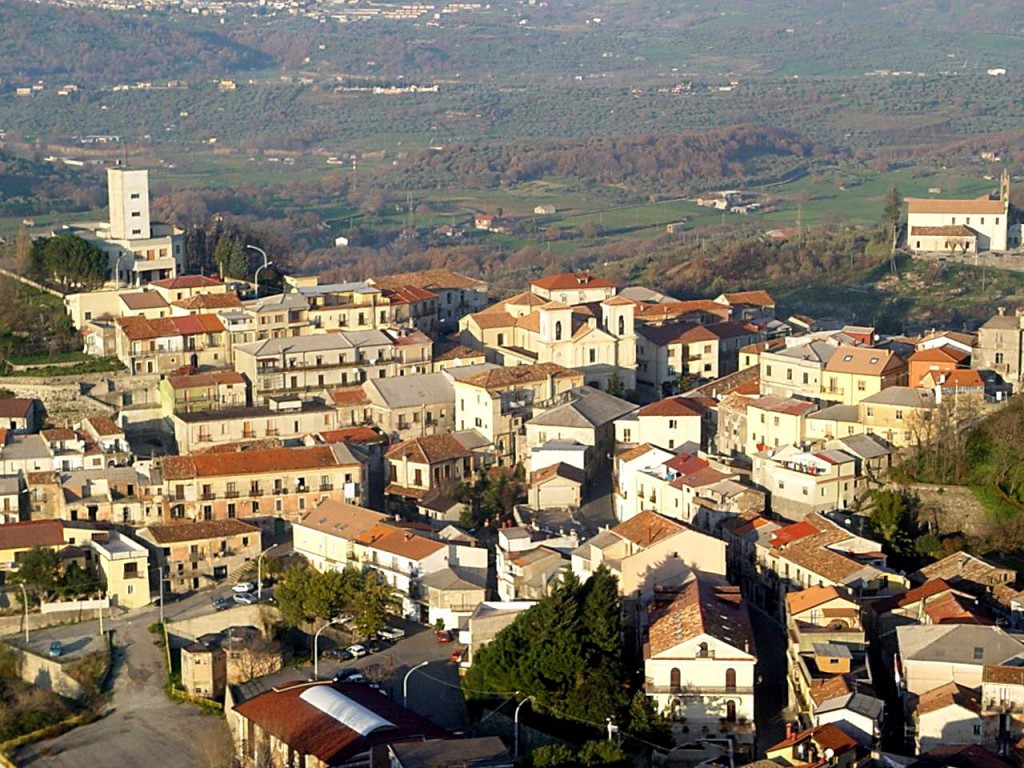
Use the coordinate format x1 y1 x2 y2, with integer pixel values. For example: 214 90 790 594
998 306 1007 316
785 722 794 740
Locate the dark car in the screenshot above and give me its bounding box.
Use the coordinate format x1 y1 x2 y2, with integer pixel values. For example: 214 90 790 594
333 668 365 683
212 596 233 612
325 648 354 661
365 639 389 654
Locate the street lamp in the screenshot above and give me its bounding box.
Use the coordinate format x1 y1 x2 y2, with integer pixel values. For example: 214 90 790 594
18 583 28 643
245 244 273 299
313 617 346 681
257 543 279 602
403 660 429 707
514 694 533 759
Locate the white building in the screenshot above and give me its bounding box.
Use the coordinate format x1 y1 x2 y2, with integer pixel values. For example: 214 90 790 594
907 170 1013 253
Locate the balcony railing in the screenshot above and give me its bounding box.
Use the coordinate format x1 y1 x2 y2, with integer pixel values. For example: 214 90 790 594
249 489 263 497
644 681 754 696
224 490 240 499
201 493 216 501
319 483 334 492
273 487 288 495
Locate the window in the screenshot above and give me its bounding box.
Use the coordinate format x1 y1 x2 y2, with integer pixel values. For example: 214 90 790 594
589 349 596 363
668 419 677 429
802 372 809 384
618 316 625 335
895 409 903 421
766 365 773 377
670 667 681 691
130 192 140 199
996 352 1005 365
725 668 737 691
973 724 982 736
554 320 563 341
786 368 793 381
974 646 984 660
857 380 866 391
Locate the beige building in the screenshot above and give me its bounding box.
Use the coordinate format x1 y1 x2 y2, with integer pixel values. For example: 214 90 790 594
385 433 474 506
615 395 709 452
644 575 757 758
752 446 865 519
159 444 368 523
759 341 837 399
453 363 584 466
81 528 151 609
745 395 818 456
821 347 907 405
907 171 1012 254
974 306 1024 386
913 683 983 754
138 519 262 593
571 510 726 596
368 268 488 332
170 399 338 455
292 499 389 574
63 167 185 286
114 314 229 375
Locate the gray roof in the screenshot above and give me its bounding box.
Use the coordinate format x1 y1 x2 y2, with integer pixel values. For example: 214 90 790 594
237 329 393 357
807 404 860 422
244 292 309 313
618 286 673 304
572 528 620 559
453 429 491 451
1 434 50 462
419 566 488 591
364 373 454 409
527 386 637 430
816 691 884 720
770 341 837 364
443 363 501 382
389 737 513 768
175 401 334 424
897 624 1024 665
534 440 587 452
0 475 20 495
829 434 892 460
861 387 937 408
981 313 1021 331
296 280 374 298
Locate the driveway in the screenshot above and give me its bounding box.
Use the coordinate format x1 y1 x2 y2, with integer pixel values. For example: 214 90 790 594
15 599 232 768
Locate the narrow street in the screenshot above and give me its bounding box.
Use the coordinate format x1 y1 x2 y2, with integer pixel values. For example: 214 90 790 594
15 598 232 768
750 605 792 757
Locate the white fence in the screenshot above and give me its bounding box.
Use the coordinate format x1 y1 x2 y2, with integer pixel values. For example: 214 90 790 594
40 597 110 614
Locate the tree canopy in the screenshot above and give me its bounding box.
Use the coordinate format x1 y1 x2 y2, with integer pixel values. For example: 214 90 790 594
274 563 399 639
463 566 628 725
28 235 109 290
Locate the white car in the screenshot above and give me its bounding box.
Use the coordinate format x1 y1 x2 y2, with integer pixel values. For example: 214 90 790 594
377 626 405 641
345 644 369 659
232 581 255 593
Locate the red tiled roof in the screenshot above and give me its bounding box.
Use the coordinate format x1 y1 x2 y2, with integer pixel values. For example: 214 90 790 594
647 577 753 657
718 290 775 307
330 387 371 407
233 681 448 764
166 371 246 390
617 444 657 464
770 521 819 548
143 519 260 544
530 462 585 485
356 523 446 561
319 427 386 445
786 585 849 617
172 293 243 310
116 314 225 341
908 196 1005 215
638 396 705 418
162 445 357 480
151 275 223 289
613 510 685 548
0 520 64 550
83 417 123 437
370 268 485 291
0 398 35 419
460 363 580 390
381 285 438 305
385 434 471 464
768 722 857 755
121 291 169 310
530 271 616 291
807 674 852 706
916 682 981 716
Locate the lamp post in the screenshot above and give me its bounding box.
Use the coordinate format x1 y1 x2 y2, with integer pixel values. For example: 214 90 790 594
313 617 345 681
403 660 429 708
257 543 279 602
18 583 29 643
150 565 166 625
245 244 273 299
514 694 533 759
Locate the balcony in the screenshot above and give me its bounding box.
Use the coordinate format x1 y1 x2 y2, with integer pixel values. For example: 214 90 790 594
201 493 216 501
319 483 334 492
273 487 288 495
249 489 264 497
224 490 240 499
645 680 754 696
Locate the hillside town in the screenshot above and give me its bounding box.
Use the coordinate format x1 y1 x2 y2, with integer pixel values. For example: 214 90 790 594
3 167 1024 768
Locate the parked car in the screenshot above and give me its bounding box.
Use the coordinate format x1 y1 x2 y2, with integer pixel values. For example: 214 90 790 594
325 648 354 660
234 592 258 605
152 592 177 606
48 641 63 658
365 639 389 654
212 596 233 612
436 630 452 644
333 668 365 683
450 647 467 664
345 644 369 659
377 626 405 641
232 581 255 593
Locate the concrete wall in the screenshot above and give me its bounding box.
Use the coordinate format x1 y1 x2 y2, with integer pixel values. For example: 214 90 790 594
168 604 279 643
7 644 84 699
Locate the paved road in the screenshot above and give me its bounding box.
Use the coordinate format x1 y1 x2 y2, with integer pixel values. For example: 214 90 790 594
312 620 469 733
750 605 795 757
15 596 232 768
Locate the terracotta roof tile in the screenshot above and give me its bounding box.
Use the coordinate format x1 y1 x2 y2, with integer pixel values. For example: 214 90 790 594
386 434 471 464
151 275 223 289
370 268 485 291
613 510 684 547
530 462 585 485
460 363 580 390
0 398 34 419
647 577 753 657
908 196 1005 215
162 445 358 479
143 519 260 544
718 290 775 307
0 520 64 550
638 396 705 418
786 585 849 617
916 682 981 716
356 523 446 561
530 271 616 291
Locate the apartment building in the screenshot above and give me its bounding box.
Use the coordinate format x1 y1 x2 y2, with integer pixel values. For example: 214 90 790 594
159 444 367 523
138 519 262 593
368 268 488 331
384 434 474 507
159 370 248 416
820 347 907 406
759 341 837 399
170 398 338 454
235 330 403 404
752 446 865 520
453 363 584 466
114 314 229 375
